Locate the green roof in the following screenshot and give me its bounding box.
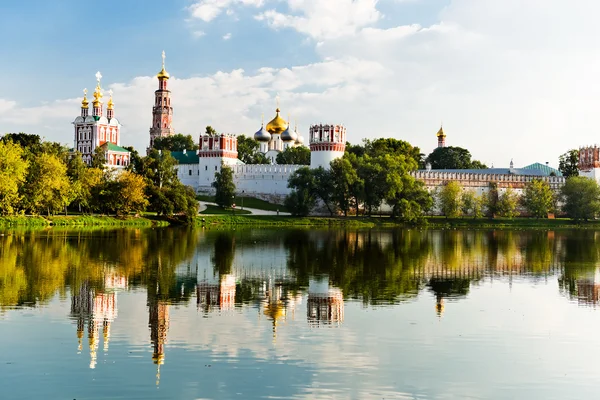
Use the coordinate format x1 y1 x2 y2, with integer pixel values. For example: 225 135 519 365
522 162 563 176
170 150 199 164
103 142 130 153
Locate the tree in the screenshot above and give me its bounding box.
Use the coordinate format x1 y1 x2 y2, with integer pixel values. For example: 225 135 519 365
364 138 422 166
149 182 198 221
559 149 579 178
560 176 600 221
461 190 483 218
285 167 316 216
24 153 70 215
91 146 107 169
153 134 198 152
438 181 462 218
484 182 500 217
0 141 29 215
497 187 519 218
114 171 148 215
144 149 178 188
124 146 144 174
387 175 432 223
522 179 555 218
276 146 310 165
205 126 218 136
330 157 358 216
425 146 487 170
77 168 104 213
313 167 335 215
236 135 270 164
212 165 236 208
1 133 42 154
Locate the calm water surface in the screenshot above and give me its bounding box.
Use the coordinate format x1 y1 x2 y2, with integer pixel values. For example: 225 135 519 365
1 227 600 399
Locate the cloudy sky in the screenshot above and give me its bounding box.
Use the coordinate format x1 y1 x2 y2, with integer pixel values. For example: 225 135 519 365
0 0 598 167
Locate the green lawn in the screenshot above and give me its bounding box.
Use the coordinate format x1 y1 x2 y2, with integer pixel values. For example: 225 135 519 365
197 195 288 212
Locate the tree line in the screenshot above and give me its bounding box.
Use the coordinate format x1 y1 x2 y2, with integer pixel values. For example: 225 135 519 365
0 133 197 220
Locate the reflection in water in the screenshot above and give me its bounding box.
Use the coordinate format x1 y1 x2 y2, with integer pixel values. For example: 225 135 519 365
4 227 600 396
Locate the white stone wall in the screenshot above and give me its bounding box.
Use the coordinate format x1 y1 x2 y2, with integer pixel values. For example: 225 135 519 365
176 163 201 188
580 168 600 183
310 150 344 170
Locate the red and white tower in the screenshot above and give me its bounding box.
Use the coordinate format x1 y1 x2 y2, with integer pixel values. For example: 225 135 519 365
437 125 446 148
149 51 174 150
309 124 346 169
198 133 239 190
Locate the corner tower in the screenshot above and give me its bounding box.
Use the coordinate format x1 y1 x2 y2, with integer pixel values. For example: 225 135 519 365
309 124 346 169
149 51 174 150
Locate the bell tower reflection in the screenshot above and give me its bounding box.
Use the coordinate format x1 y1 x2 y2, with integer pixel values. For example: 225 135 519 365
307 276 344 326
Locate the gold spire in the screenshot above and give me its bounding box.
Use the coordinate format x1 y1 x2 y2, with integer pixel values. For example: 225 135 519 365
157 50 170 80
92 71 103 108
107 89 114 110
436 125 445 138
265 95 288 136
81 88 89 109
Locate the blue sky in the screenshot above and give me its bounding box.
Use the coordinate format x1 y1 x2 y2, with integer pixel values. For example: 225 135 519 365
0 0 598 166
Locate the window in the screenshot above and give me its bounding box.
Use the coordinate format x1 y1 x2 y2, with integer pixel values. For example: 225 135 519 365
205 166 208 171
189 170 192 176
214 166 217 171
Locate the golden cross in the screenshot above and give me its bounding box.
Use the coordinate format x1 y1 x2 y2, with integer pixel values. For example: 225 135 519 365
95 71 102 84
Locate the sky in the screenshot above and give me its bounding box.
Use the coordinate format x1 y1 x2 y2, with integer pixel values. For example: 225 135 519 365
0 0 599 168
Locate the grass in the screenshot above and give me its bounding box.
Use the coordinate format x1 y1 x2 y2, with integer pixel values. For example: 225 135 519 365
197 195 288 212
200 205 252 215
425 216 600 229
0 215 169 228
196 215 386 227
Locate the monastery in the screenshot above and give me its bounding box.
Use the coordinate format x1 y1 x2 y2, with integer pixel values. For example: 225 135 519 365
73 53 568 202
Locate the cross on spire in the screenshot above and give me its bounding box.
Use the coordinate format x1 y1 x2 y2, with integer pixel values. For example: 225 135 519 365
108 89 113 97
162 50 166 69
275 93 280 110
83 88 87 96
95 71 102 85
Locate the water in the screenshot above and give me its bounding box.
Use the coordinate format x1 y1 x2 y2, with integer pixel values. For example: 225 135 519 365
1 228 600 399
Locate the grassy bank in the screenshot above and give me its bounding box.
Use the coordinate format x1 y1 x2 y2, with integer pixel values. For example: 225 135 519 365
196 215 385 227
0 215 168 227
425 216 600 229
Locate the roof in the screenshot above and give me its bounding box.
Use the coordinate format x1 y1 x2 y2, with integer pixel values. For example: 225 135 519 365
170 150 199 164
522 162 563 176
422 168 552 176
103 142 130 153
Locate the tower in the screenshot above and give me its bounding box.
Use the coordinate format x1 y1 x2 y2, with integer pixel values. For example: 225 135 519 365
197 133 239 191
149 51 174 150
309 124 346 169
437 125 446 148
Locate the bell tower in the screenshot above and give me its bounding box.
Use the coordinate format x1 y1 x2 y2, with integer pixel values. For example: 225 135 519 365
149 51 174 150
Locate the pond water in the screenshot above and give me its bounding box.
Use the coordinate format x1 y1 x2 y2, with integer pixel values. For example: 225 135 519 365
1 227 600 399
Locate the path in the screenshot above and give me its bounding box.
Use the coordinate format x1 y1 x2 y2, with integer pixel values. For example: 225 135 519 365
198 202 290 216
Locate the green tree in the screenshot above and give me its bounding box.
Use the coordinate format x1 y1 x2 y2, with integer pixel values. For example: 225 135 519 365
461 190 483 218
153 134 198 152
313 167 335 215
91 146 107 169
276 146 311 165
522 179 554 218
236 135 270 164
144 149 178 188
205 126 218 136
558 149 579 178
124 146 144 174
24 153 70 215
330 157 358 216
77 168 104 213
561 176 600 221
484 182 500 217
212 165 236 208
364 138 422 166
149 182 198 221
0 141 29 215
497 187 519 218
114 171 149 215
425 146 487 169
388 175 432 223
438 181 462 218
285 167 316 216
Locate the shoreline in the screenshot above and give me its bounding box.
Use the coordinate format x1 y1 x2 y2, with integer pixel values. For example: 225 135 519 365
1 214 600 230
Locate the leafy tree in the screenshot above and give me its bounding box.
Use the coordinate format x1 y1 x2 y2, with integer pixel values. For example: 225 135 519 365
0 141 29 215
438 181 462 218
345 141 365 158
358 155 387 215
149 182 198 221
313 167 335 215
237 135 270 164
144 149 178 188
559 149 579 178
364 138 422 166
560 176 600 221
484 182 500 217
425 146 487 170
91 146 107 169
285 167 316 216
1 133 42 154
205 126 218 136
461 190 483 218
24 153 70 215
153 134 198 152
522 179 554 218
497 187 519 218
212 165 236 208
276 146 310 165
114 171 149 215
330 157 358 216
388 175 432 223
345 153 365 215
124 146 144 174
77 168 104 213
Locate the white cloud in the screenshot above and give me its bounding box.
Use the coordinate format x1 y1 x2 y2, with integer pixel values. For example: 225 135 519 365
192 30 206 38
222 32 232 40
255 0 381 40
189 0 265 22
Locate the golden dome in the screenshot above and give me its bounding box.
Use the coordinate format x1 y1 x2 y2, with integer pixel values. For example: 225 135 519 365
92 84 103 108
436 126 446 138
81 88 89 109
107 92 114 110
266 108 288 135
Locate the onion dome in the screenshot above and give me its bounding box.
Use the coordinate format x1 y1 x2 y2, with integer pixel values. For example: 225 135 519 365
92 71 103 108
254 123 271 142
436 125 445 138
81 88 89 109
266 108 287 135
157 50 170 80
107 90 114 110
281 122 297 142
295 134 305 145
